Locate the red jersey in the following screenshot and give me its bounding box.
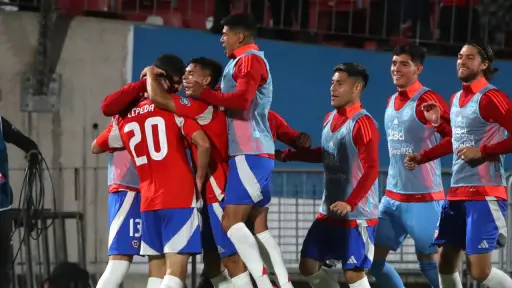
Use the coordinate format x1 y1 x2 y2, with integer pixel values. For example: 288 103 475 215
106 98 201 211
172 95 228 204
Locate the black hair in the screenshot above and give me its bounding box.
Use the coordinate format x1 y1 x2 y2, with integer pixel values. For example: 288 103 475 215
392 44 426 65
188 57 223 89
221 13 258 36
333 62 369 89
465 42 499 81
153 54 186 84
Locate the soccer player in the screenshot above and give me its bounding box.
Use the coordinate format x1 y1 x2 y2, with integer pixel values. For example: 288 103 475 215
369 44 451 288
183 13 287 288
91 125 149 288
280 63 379 288
146 57 246 288
105 56 211 288
414 43 512 287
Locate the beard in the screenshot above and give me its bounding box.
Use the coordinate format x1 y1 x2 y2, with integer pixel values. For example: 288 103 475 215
458 69 480 83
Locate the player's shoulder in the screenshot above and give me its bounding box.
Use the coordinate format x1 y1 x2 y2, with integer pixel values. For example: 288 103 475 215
419 89 445 103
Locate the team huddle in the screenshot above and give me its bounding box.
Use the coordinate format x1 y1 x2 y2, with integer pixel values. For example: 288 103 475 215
90 12 512 288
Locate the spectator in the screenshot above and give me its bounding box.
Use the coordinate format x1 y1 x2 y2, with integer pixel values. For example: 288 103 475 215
437 0 481 44
269 0 310 41
210 0 266 33
478 0 512 47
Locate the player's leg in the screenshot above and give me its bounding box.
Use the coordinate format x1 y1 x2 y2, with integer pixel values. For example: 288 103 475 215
343 225 376 288
250 206 293 288
147 255 165 288
140 210 166 287
221 155 274 287
405 200 444 288
97 191 141 288
369 196 406 288
201 202 248 288
433 200 465 288
160 207 202 288
464 199 512 287
299 219 341 288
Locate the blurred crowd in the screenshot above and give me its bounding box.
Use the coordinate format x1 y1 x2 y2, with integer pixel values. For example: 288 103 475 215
1 0 511 54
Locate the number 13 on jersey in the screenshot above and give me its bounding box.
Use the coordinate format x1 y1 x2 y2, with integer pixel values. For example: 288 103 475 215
124 116 168 166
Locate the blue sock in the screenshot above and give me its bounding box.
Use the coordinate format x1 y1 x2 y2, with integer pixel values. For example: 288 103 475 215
419 260 440 288
369 259 405 288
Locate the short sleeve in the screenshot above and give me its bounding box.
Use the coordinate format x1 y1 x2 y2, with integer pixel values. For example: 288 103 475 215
172 95 213 124
174 115 202 141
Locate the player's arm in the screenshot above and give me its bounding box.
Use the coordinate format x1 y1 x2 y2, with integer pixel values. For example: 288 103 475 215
198 54 266 110
478 90 512 157
416 91 453 164
0 117 38 154
91 121 120 154
344 115 380 210
147 75 211 120
269 110 311 149
176 116 211 183
417 94 455 164
282 112 333 163
101 79 147 116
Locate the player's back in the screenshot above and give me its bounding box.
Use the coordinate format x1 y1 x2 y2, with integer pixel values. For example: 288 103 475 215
116 98 196 211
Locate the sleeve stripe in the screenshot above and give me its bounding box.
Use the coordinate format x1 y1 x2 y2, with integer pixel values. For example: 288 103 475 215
358 116 372 143
486 90 508 114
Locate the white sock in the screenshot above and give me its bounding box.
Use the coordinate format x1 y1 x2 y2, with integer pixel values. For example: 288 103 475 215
210 269 231 288
160 275 184 288
256 230 292 287
227 223 273 288
147 277 163 288
231 271 255 288
348 276 371 288
96 260 131 288
482 267 512 287
305 268 340 288
439 272 463 288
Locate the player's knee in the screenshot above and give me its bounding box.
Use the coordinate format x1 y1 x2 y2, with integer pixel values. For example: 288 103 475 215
438 247 461 274
468 264 491 282
467 254 493 281
221 254 246 276
148 255 166 278
299 258 319 276
416 252 437 263
369 259 386 275
344 269 366 284
202 250 223 278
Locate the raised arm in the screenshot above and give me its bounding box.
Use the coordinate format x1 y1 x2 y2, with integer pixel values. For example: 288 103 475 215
197 54 267 110
101 80 146 116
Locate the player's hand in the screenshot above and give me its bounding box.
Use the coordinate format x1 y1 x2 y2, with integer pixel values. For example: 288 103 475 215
140 66 165 79
404 153 422 170
183 76 205 98
296 132 311 149
195 178 204 210
456 146 482 161
421 101 441 126
330 201 352 216
275 150 285 162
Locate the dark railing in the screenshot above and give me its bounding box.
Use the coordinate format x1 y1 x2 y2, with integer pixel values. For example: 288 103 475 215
2 0 512 58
